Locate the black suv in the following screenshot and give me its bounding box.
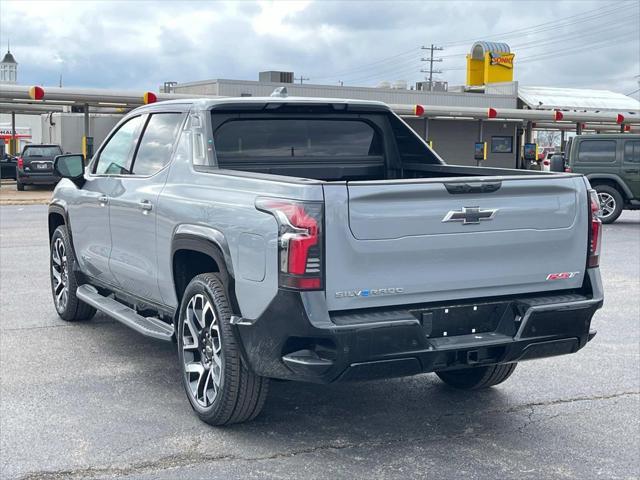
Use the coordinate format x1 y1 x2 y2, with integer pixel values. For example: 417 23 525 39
16 144 63 191
565 134 640 223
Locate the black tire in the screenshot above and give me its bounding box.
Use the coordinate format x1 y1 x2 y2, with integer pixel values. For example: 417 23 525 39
16 181 24 191
177 273 269 426
436 363 517 390
50 225 96 321
594 184 623 224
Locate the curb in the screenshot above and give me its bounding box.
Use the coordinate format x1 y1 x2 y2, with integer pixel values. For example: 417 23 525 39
0 199 50 206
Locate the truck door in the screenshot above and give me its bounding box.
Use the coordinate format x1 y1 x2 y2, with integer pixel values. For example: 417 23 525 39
69 115 145 287
107 112 186 304
622 139 640 199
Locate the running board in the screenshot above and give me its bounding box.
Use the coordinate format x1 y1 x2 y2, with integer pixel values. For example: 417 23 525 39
76 285 174 341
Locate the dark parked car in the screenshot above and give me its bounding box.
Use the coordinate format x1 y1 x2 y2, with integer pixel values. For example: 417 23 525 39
564 134 640 223
16 144 63 191
1 152 17 180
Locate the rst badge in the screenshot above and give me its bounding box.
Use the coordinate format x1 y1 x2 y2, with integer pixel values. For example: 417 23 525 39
335 287 404 298
546 272 580 281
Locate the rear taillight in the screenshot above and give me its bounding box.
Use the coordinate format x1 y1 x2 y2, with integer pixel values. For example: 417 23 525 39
588 189 602 268
564 166 572 173
256 198 324 290
16 157 23 169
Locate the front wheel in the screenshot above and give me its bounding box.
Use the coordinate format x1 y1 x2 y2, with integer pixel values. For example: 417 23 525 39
177 273 269 426
436 363 517 390
50 225 96 321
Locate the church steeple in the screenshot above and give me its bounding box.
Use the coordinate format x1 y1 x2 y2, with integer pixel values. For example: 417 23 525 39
1 40 18 84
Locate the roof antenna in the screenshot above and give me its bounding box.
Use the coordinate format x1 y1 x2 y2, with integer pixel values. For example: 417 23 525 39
270 86 288 98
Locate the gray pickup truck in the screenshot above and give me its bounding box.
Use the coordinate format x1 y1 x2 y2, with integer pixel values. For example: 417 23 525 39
49 96 604 425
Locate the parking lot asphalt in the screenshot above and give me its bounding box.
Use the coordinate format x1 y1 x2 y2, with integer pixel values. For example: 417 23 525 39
0 205 638 480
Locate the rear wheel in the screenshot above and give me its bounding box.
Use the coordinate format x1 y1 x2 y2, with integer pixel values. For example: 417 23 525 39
594 185 623 224
436 363 517 390
50 225 96 321
177 273 269 425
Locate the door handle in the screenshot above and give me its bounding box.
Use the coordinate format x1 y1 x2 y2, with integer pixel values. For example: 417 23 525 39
138 200 153 213
98 195 109 206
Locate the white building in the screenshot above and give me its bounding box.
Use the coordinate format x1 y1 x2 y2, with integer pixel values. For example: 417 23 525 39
0 46 18 84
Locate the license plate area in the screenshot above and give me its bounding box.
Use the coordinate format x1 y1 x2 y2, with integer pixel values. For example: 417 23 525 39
35 163 49 170
416 302 511 338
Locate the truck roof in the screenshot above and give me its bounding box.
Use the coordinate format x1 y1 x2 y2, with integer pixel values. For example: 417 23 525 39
134 96 392 114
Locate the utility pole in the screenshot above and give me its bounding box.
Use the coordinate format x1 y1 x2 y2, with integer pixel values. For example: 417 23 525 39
420 44 443 91
295 76 309 84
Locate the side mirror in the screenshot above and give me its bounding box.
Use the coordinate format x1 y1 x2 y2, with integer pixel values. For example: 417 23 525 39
550 154 564 172
54 154 85 187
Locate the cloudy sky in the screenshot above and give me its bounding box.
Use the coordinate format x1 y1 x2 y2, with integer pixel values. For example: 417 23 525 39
1 0 638 97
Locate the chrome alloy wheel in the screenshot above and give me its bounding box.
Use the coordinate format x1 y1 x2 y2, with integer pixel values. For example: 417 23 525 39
181 293 223 407
598 192 616 220
51 237 69 311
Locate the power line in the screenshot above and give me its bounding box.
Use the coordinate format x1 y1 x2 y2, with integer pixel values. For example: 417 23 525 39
294 75 309 84
441 3 626 47
308 2 637 86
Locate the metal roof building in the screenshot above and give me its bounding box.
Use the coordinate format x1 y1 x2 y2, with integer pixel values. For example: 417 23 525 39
518 86 640 113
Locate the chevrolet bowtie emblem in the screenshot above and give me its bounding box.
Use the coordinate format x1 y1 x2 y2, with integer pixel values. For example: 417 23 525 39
442 207 497 225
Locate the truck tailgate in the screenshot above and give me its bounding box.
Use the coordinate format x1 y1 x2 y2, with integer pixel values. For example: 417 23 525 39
323 175 589 311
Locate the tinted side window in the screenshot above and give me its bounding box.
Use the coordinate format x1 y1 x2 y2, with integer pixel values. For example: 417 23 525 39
623 141 640 163
577 140 616 163
94 116 144 175
214 119 381 159
132 113 185 175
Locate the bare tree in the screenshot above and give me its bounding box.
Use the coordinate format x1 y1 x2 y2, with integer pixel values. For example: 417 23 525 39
536 130 561 147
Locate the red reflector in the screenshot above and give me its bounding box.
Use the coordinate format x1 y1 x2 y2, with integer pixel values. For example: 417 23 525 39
414 104 425 116
17 157 23 169
487 108 497 118
143 92 157 104
283 277 321 290
29 86 44 100
616 114 624 124
554 111 563 121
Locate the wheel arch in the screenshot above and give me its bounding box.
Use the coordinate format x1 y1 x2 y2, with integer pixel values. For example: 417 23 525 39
171 225 238 315
48 203 68 242
586 174 633 200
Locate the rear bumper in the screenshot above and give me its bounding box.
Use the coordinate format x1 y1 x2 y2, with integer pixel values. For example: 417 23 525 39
234 269 604 383
17 171 59 185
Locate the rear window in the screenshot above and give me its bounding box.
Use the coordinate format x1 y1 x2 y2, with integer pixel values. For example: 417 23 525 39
624 141 640 163
23 146 62 157
577 140 616 163
214 119 382 159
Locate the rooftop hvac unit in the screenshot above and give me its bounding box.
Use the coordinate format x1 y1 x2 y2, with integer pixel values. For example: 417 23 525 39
259 71 294 84
433 81 448 92
415 80 448 92
392 80 408 90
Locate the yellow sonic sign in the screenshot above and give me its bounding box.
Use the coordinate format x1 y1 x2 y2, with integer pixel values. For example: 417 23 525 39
466 41 515 86
489 53 515 69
